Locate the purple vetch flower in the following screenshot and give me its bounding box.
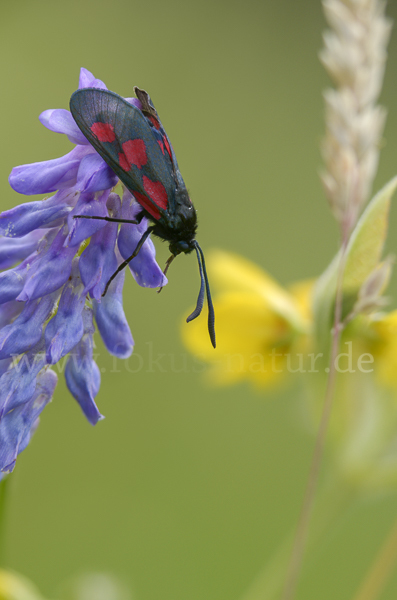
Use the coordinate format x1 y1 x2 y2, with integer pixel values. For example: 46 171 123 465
118 189 166 288
0 229 50 270
93 263 134 360
65 308 103 425
0 67 168 475
44 259 86 364
0 291 58 360
0 369 58 473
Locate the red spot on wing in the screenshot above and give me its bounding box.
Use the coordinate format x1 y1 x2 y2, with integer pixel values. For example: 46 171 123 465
118 152 130 172
133 190 161 220
158 140 164 154
149 115 161 130
118 139 147 172
142 176 168 210
122 139 147 169
91 122 116 142
163 136 172 160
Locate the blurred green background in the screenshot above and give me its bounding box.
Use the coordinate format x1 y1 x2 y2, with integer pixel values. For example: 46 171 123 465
2 1 397 599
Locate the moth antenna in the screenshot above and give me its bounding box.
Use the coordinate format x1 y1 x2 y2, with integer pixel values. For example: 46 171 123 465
194 241 216 348
186 245 205 323
158 254 175 294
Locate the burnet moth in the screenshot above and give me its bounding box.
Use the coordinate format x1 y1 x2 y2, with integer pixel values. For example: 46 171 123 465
70 86 216 348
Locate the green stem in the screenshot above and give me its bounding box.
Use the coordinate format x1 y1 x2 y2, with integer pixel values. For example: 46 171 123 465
352 513 397 600
281 230 350 600
239 477 354 600
0 476 10 565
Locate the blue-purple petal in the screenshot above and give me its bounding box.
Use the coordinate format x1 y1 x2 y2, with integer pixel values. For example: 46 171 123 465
0 191 75 238
0 230 48 269
0 259 32 304
17 227 76 302
75 154 118 193
79 211 118 300
65 309 103 425
39 109 89 146
45 260 86 364
0 292 58 360
0 301 23 329
118 194 167 289
0 369 57 473
93 266 133 358
78 68 107 91
0 359 12 377
66 190 110 247
0 340 46 417
9 145 93 195
125 98 143 109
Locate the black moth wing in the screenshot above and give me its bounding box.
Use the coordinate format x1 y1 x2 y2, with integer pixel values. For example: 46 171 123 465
70 88 176 219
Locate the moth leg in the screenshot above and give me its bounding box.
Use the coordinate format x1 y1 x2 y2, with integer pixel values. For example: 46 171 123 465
73 215 140 225
102 226 155 296
135 211 146 224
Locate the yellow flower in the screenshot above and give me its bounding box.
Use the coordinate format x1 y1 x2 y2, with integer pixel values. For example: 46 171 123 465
181 250 313 387
0 569 47 600
367 310 397 389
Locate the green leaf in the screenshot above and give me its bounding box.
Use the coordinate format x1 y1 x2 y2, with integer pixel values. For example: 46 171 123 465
343 176 397 293
312 251 339 353
313 176 397 351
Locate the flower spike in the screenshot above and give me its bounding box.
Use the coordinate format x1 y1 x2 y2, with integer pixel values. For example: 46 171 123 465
0 68 165 475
